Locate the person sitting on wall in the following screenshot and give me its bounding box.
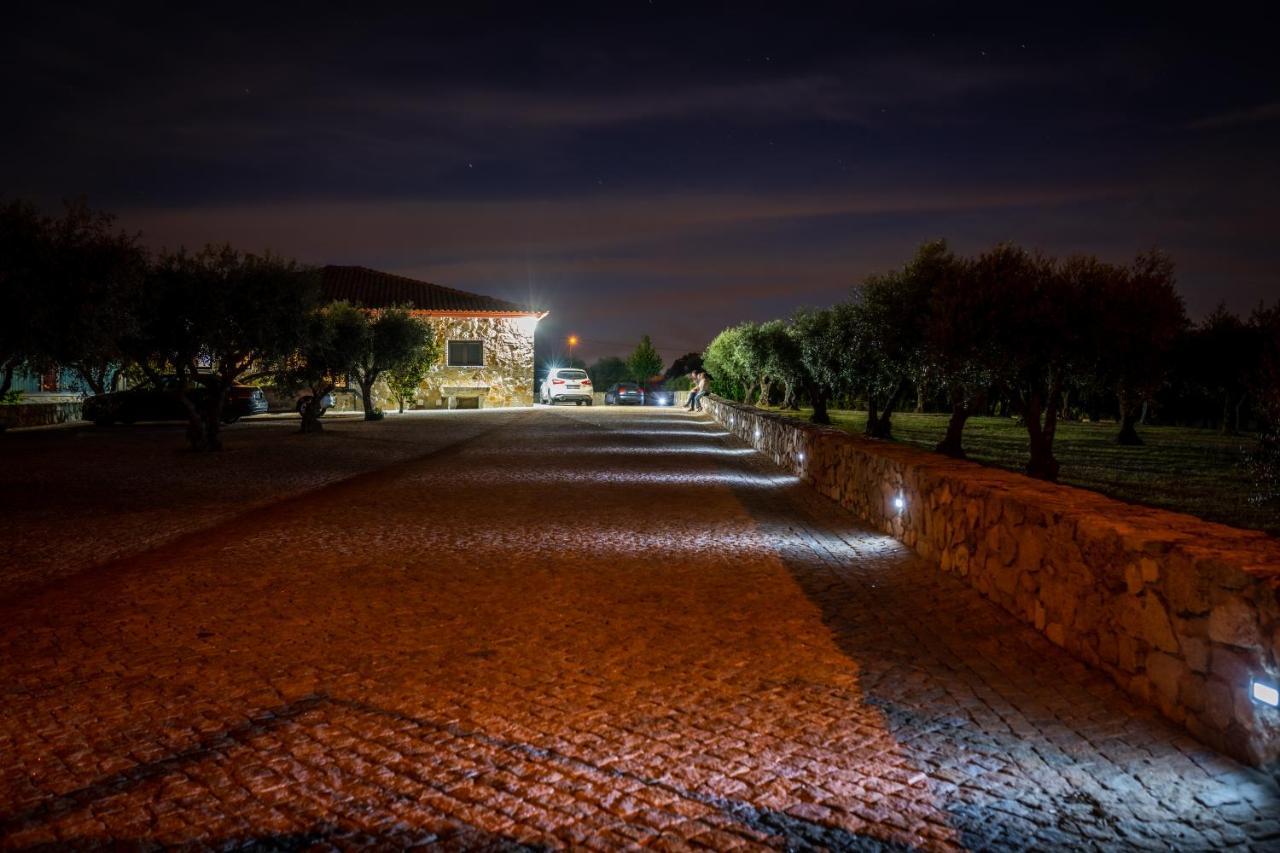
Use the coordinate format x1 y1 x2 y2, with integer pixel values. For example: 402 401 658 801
685 370 702 411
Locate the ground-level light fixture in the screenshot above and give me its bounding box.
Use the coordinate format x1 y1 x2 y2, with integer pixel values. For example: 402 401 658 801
1251 678 1280 708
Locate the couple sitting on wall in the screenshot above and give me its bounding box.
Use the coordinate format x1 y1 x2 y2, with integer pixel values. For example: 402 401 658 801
685 370 710 412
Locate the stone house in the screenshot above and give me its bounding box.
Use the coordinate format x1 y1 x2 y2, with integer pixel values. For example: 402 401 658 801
322 265 545 410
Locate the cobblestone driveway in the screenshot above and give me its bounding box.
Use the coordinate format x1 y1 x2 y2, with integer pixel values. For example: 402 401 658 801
2 408 1278 850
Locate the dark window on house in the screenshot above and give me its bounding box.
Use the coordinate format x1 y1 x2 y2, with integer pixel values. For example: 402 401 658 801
447 340 484 367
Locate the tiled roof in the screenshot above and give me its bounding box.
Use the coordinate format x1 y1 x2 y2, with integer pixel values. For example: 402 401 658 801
321 265 540 316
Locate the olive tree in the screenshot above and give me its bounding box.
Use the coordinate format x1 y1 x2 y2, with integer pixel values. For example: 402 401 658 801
43 200 148 395
1091 251 1187 445
998 250 1103 481
127 245 318 450
790 303 860 425
927 255 1000 458
0 200 53 400
703 325 749 400
350 308 435 420
280 302 369 433
758 319 803 409
855 240 954 439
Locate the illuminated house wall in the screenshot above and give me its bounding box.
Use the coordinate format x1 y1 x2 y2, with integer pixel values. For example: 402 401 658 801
321 265 542 409
381 314 536 410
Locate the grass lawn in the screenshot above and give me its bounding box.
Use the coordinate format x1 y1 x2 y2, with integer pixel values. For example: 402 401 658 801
766 407 1276 537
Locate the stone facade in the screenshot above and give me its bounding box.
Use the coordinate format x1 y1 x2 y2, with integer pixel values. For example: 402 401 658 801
373 315 535 411
702 395 1280 767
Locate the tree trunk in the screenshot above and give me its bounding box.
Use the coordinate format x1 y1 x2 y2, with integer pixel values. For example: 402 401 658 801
1116 410 1143 445
1221 393 1235 435
865 380 904 440
1235 394 1247 434
1023 386 1061 481
806 382 831 425
915 383 926 414
359 375 378 420
781 381 798 410
300 384 334 434
1116 391 1143 445
936 404 971 458
0 361 14 399
864 395 878 437
397 395 406 414
757 378 772 408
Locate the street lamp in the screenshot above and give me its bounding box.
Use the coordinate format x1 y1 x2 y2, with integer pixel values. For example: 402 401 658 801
568 334 579 365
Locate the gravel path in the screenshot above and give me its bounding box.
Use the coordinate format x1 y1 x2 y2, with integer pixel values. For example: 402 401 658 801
1 407 1277 849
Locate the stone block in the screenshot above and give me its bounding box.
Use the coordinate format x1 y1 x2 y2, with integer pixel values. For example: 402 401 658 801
1164 558 1210 617
1124 562 1143 595
1117 636 1142 672
1146 651 1183 705
1015 526 1044 573
1046 622 1065 646
1181 637 1209 674
1210 646 1255 691
1097 630 1118 666
1142 595 1179 654
1204 679 1235 730
1140 557 1160 583
1208 597 1263 649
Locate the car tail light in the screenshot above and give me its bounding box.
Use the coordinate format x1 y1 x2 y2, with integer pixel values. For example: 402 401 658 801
582 379 592 385
552 378 565 384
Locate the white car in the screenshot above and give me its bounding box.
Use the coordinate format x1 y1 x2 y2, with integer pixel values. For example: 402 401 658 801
540 368 593 405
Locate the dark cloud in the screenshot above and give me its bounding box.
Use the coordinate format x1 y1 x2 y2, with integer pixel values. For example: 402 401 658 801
4 2 1279 363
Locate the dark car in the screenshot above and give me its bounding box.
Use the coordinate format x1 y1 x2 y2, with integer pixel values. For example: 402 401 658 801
643 387 675 406
84 380 269 426
604 382 645 405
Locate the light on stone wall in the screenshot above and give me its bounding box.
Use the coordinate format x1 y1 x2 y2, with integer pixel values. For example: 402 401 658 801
797 451 805 463
754 428 761 440
893 491 906 513
1251 678 1279 708
516 315 540 337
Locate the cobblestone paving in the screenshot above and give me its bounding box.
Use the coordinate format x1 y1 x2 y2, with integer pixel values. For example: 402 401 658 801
0 411 520 600
2 407 1278 850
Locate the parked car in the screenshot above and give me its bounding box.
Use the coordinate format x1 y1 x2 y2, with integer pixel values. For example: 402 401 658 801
644 387 675 406
604 382 645 405
84 380 269 426
295 391 336 416
540 368 593 405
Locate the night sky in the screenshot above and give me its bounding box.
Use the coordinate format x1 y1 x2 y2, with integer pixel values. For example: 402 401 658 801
4 2 1278 365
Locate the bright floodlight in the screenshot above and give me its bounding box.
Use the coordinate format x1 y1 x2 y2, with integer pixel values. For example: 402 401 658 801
797 451 805 462
893 492 906 512
754 428 761 439
1252 679 1280 707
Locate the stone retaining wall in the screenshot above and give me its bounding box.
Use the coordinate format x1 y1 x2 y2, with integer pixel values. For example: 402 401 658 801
0 401 83 430
702 395 1280 767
